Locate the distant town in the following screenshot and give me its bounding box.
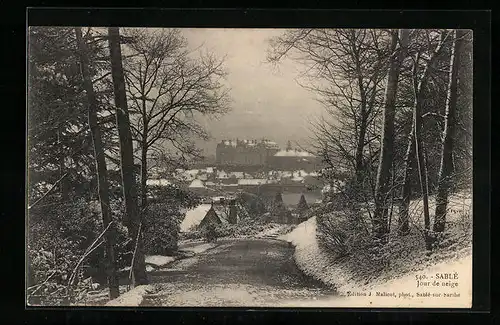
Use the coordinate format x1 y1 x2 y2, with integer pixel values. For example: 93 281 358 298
148 138 343 208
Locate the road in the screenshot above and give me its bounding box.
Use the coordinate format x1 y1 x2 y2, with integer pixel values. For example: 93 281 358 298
142 238 335 307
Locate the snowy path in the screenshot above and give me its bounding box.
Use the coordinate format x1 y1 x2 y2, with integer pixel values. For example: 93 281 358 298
142 238 335 306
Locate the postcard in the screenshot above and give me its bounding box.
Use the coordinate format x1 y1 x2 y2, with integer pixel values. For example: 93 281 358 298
27 26 473 308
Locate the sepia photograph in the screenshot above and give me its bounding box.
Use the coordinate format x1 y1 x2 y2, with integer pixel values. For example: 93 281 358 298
26 27 473 308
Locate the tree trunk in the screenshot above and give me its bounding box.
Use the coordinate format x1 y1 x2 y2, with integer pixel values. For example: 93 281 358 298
108 27 148 286
414 100 432 250
399 129 416 235
75 27 119 299
433 30 464 233
140 139 148 211
57 129 68 231
399 32 447 237
354 115 367 187
373 29 409 242
410 52 435 250
140 95 149 211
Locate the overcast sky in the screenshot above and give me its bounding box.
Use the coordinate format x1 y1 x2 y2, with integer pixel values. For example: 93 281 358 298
179 28 324 155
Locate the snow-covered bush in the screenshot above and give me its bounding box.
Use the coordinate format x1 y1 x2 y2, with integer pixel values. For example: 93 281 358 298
202 222 220 242
316 210 370 258
142 203 182 255
27 197 130 305
143 185 200 254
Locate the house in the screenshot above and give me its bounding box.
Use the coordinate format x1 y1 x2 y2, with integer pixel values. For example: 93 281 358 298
146 179 172 187
268 143 320 172
198 205 224 228
237 179 267 194
180 204 212 232
237 179 267 186
205 181 217 187
216 170 229 179
216 138 280 165
291 170 306 183
198 200 242 228
221 183 239 193
229 171 245 179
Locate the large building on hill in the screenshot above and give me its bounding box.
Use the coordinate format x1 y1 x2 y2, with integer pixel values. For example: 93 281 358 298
216 139 280 165
215 139 321 171
268 145 320 172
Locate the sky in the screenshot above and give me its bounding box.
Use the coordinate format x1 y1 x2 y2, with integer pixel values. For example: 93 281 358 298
179 28 325 155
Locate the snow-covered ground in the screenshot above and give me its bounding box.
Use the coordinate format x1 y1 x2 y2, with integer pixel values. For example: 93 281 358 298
145 255 176 268
105 285 152 307
255 224 295 238
95 242 220 306
278 254 472 307
279 190 473 307
73 285 131 306
180 242 217 254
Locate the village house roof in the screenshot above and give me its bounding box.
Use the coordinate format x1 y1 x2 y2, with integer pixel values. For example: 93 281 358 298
189 179 205 188
274 149 315 157
293 170 308 177
199 201 246 228
210 196 235 203
222 140 238 147
146 179 172 186
229 171 246 179
173 169 201 182
237 179 267 186
180 204 212 232
291 176 305 182
216 170 229 179
278 171 293 178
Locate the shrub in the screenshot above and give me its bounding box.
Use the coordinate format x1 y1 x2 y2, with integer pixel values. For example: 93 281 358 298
202 222 220 242
27 197 129 304
142 203 182 255
195 216 270 242
316 210 368 258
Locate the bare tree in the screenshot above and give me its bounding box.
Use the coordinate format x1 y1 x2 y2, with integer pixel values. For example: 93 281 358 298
373 29 409 242
268 29 392 197
74 27 120 299
121 28 230 210
433 30 466 234
398 30 451 237
108 27 148 286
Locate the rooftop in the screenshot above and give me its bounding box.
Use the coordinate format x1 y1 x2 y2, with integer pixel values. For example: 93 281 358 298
219 139 280 149
274 149 315 157
237 179 267 186
146 179 172 187
188 179 205 188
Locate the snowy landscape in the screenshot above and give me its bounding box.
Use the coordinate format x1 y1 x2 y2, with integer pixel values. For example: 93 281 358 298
27 27 472 307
